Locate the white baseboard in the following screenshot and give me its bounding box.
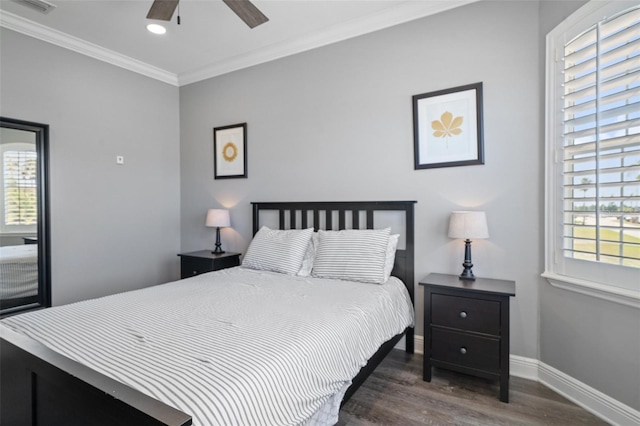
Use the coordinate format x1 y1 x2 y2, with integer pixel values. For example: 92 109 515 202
537 361 640 426
509 354 539 381
400 335 639 426
414 334 424 354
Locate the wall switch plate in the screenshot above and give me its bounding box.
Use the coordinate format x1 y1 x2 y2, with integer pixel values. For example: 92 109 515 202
116 155 124 165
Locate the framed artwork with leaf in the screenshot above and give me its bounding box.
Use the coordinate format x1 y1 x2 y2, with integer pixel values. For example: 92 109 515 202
214 123 247 179
413 82 484 169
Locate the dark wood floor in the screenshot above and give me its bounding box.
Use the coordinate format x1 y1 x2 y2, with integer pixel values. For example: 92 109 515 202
338 350 608 425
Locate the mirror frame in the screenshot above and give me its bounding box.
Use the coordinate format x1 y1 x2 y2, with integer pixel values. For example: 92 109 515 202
0 117 50 316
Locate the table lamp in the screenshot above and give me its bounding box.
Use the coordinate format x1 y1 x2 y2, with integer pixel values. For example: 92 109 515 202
206 209 230 254
448 211 489 280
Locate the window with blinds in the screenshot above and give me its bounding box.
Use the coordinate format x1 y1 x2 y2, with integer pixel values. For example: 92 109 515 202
561 5 640 268
3 150 37 226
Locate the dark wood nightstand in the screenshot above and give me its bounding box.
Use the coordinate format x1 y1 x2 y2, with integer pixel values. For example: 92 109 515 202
177 250 241 279
420 273 515 402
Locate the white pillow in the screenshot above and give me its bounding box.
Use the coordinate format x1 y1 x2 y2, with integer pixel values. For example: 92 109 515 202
383 234 400 282
311 228 391 284
297 232 319 276
242 226 314 275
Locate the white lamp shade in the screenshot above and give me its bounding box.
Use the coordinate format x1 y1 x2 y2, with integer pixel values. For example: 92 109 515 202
448 211 489 239
206 209 230 228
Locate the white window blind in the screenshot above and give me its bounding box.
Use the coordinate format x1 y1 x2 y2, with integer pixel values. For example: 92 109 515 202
562 6 640 268
3 150 37 226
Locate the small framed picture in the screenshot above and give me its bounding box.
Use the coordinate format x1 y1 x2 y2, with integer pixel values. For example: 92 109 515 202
413 82 484 169
214 123 247 179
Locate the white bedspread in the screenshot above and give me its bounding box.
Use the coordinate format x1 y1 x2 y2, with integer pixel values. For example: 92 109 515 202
0 244 38 298
0 244 37 263
1 267 414 425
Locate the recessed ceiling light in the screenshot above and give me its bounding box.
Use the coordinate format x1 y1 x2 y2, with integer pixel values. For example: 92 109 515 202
147 24 166 35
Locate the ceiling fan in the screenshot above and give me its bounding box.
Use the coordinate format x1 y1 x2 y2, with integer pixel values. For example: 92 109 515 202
147 0 269 29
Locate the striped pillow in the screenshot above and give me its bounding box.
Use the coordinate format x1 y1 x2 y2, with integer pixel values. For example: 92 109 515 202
242 226 314 275
297 232 319 277
312 228 391 284
383 234 400 282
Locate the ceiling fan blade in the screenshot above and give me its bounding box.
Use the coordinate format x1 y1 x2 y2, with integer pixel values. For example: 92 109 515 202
222 0 269 29
146 0 179 21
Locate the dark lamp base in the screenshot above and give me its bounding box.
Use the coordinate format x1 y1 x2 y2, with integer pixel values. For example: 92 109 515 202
459 238 476 281
459 270 476 281
212 227 225 255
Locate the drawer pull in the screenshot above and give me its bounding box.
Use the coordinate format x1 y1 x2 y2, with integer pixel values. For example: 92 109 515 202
192 270 198 275
460 347 467 355
459 311 468 319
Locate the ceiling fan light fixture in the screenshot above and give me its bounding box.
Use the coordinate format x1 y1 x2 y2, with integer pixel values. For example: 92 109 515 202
146 23 167 35
146 0 268 29
14 0 57 15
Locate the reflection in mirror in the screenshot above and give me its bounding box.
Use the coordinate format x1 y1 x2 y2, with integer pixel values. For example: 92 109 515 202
0 117 49 316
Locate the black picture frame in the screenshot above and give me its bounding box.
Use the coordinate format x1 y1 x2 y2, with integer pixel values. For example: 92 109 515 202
413 82 484 169
214 123 247 179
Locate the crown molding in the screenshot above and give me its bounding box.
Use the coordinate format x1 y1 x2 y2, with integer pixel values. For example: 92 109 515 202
1 1 478 87
178 0 478 85
0 10 179 86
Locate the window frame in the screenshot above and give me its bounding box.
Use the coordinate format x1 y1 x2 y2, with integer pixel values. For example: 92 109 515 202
1 142 38 234
544 0 640 309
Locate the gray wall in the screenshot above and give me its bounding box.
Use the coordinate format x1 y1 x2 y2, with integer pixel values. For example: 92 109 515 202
3 0 635 413
0 29 181 305
538 1 640 411
181 0 640 409
180 0 542 360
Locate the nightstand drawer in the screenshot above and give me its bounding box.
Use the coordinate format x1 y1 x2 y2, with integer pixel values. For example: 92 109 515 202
431 327 500 373
431 294 500 335
178 251 241 279
182 258 214 277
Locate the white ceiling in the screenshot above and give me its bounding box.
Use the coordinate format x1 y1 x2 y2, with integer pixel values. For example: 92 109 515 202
0 0 476 86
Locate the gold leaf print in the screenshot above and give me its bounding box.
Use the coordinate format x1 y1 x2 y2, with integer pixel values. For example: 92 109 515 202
222 142 238 162
431 111 464 138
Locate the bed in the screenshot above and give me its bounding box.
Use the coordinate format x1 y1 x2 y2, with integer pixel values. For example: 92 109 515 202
0 244 39 309
0 200 416 425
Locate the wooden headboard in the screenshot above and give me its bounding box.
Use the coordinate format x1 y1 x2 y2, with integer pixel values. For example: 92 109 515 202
251 200 416 352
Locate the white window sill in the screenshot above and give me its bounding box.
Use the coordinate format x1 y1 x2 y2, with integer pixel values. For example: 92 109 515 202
542 272 640 309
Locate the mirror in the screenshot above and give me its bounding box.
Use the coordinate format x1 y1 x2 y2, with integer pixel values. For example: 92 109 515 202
0 117 50 316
